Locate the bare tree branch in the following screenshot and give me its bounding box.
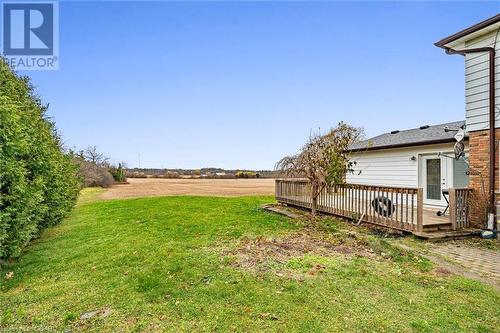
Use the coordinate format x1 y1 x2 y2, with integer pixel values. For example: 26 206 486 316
275 122 363 215
84 146 109 167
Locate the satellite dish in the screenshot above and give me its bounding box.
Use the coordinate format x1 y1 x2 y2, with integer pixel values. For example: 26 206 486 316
454 129 465 142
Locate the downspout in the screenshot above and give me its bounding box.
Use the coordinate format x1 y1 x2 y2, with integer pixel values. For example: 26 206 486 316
443 46 496 231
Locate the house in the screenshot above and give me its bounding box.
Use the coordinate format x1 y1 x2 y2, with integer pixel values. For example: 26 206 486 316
346 121 469 209
349 13 500 220
276 121 473 236
435 14 500 230
276 14 500 236
276 119 475 236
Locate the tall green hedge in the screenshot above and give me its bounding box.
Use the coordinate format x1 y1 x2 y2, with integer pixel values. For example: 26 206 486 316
0 60 81 260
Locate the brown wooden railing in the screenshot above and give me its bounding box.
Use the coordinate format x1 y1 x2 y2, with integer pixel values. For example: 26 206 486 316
449 187 473 230
275 179 423 233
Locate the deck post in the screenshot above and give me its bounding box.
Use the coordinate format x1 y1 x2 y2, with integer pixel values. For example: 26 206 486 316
275 180 279 201
449 188 457 230
416 188 423 233
274 181 463 235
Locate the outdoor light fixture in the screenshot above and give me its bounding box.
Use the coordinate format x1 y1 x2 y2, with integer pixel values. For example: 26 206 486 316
410 156 417 161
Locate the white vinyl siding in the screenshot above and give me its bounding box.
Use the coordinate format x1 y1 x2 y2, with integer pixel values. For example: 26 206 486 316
464 30 500 132
346 143 468 188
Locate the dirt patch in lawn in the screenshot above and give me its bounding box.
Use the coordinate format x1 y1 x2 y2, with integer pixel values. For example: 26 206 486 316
99 178 275 199
224 231 376 279
433 267 454 277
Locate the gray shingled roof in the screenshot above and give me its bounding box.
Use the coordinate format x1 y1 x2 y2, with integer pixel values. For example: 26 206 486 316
349 121 466 151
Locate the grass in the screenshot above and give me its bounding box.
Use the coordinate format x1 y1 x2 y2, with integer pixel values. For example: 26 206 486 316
76 187 106 205
448 238 500 252
1 191 499 332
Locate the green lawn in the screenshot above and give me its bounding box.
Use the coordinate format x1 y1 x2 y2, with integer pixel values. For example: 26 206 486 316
1 191 499 332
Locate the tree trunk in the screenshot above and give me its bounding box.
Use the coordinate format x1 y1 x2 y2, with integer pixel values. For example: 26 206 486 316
311 183 318 216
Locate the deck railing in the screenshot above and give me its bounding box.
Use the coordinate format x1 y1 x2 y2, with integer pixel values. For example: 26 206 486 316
275 179 473 233
275 179 423 233
449 187 472 229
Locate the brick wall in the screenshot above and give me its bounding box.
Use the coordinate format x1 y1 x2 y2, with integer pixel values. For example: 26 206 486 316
468 130 497 191
468 129 500 225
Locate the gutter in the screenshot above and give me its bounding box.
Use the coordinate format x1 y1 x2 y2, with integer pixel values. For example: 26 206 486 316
441 46 496 231
346 137 468 153
434 14 500 48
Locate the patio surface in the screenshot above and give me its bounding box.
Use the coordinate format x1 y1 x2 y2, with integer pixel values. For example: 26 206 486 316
428 243 500 288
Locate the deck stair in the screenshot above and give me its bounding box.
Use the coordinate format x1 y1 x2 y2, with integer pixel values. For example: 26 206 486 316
422 221 453 232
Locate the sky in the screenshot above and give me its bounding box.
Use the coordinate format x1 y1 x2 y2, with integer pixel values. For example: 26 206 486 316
22 1 500 170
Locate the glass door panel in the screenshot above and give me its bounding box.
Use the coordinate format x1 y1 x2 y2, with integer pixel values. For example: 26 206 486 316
426 158 441 200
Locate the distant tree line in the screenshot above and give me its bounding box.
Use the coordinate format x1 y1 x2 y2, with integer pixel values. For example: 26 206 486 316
126 168 280 179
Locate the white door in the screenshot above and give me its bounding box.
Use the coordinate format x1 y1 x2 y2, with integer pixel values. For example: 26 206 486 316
420 155 449 207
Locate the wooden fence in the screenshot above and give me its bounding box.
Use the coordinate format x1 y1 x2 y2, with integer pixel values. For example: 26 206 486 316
449 188 472 230
275 179 473 234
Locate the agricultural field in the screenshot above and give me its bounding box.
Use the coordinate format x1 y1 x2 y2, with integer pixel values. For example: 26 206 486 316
1 185 498 332
99 178 276 200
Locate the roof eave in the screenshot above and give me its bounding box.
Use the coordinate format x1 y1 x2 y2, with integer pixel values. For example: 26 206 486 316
347 137 468 153
435 14 500 49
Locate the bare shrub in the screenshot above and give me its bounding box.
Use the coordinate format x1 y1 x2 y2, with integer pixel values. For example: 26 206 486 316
469 181 489 229
74 146 115 187
76 160 114 188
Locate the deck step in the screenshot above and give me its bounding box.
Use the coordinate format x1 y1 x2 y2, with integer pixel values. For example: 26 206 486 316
414 229 481 240
423 222 453 232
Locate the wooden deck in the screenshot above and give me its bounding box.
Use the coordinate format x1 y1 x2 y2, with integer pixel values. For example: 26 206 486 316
422 208 448 225
275 179 475 237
